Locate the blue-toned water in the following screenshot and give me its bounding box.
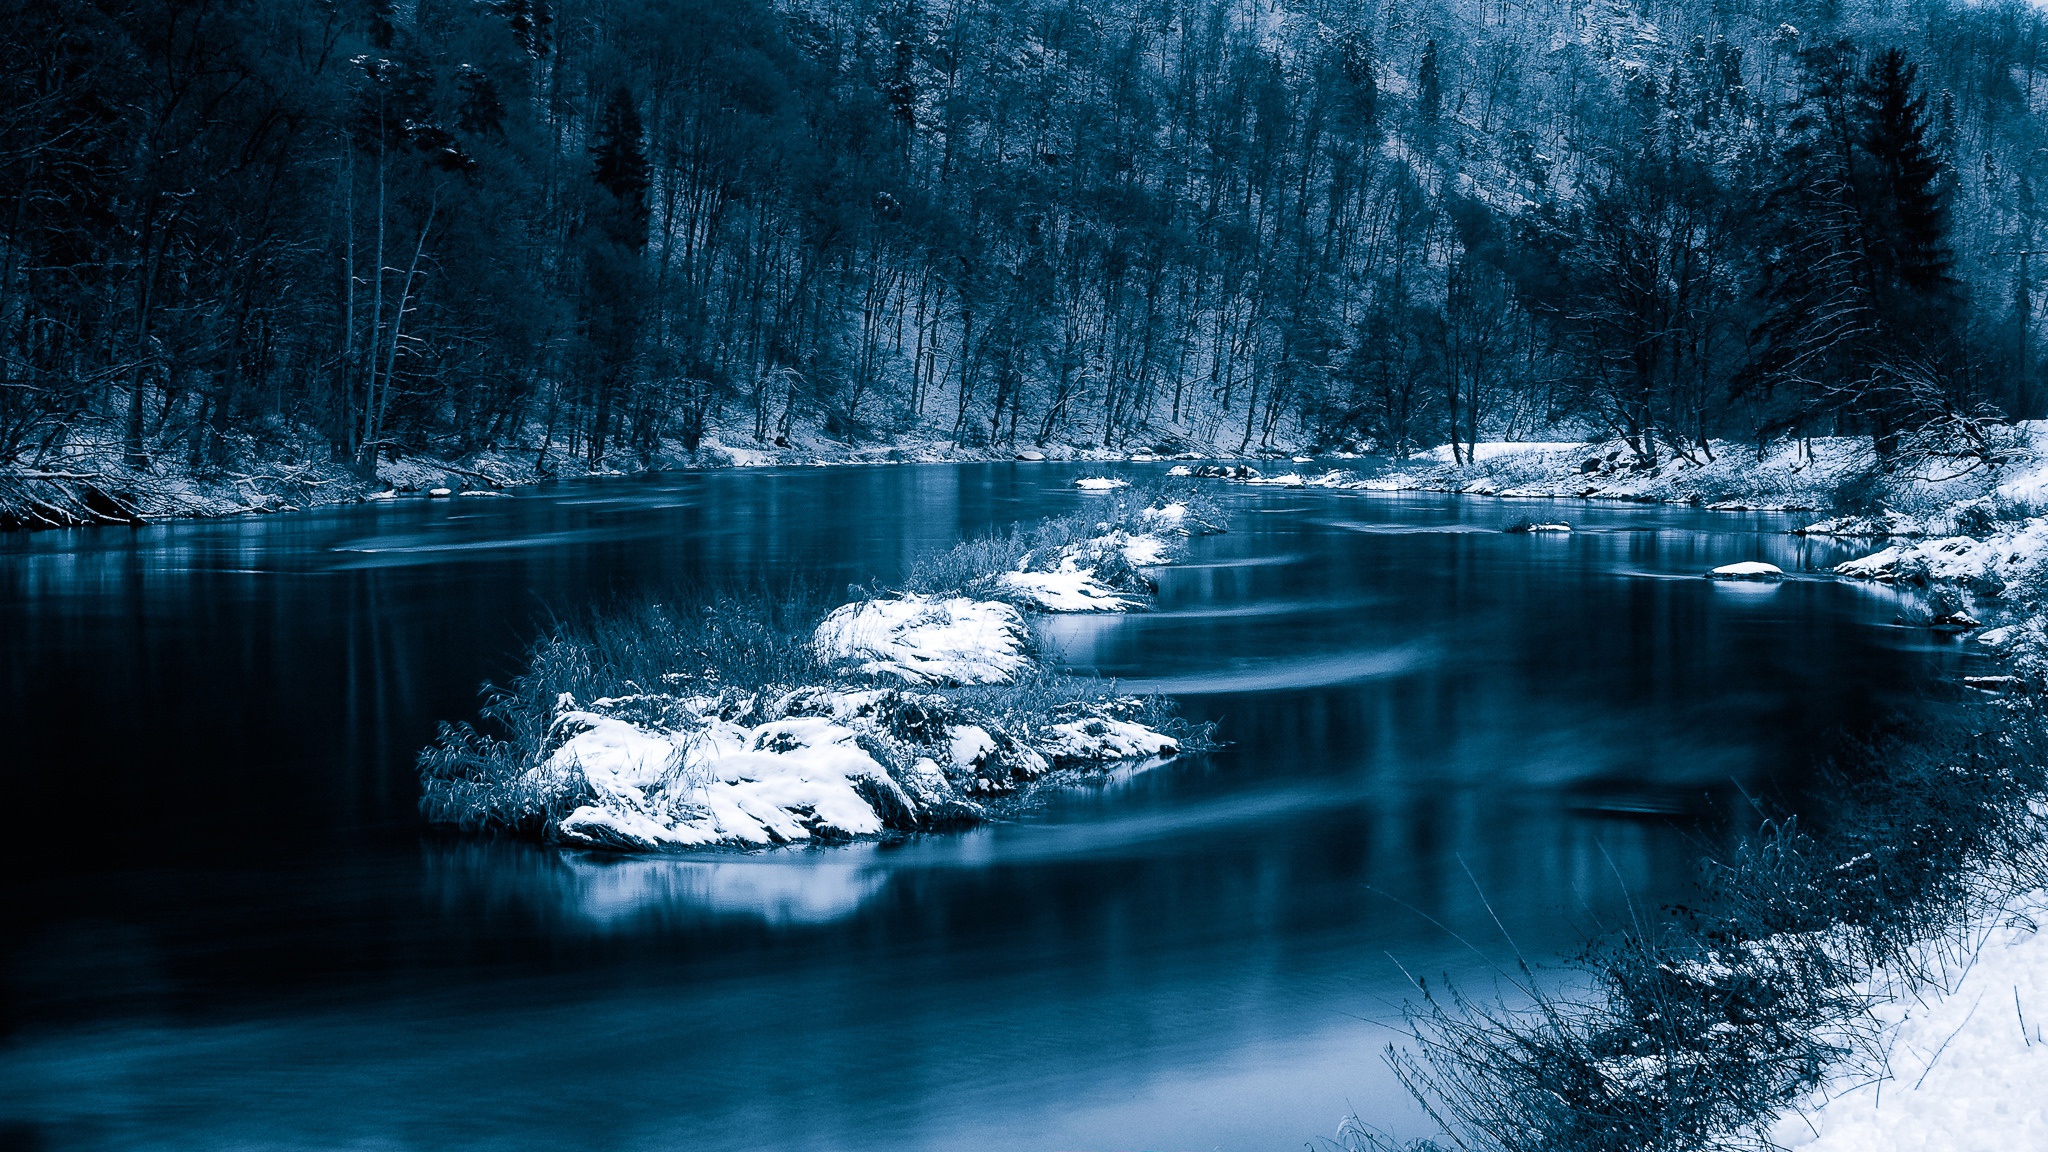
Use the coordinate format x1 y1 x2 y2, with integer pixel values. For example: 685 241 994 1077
0 464 1970 1150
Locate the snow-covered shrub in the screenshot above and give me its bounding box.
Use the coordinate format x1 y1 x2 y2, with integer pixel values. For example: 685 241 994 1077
1365 704 2048 1152
419 504 1219 851
902 481 1225 607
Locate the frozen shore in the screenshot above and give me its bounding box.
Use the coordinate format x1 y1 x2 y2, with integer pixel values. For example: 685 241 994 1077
419 492 1220 852
1254 437 1881 510
0 421 1261 532
1188 432 2048 517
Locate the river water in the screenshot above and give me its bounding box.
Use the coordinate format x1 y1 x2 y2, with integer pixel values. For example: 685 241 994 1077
0 464 1973 1151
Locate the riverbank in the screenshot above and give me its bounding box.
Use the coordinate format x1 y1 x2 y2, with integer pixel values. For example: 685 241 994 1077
0 423 1268 532
1196 430 2043 518
418 488 1222 851
1342 439 2048 1152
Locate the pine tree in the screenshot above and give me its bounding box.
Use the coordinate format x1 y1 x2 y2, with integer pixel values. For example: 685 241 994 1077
589 84 649 251
582 83 649 463
1854 48 1957 326
1417 39 1441 125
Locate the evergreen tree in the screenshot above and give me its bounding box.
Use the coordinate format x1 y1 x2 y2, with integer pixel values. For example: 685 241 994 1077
1853 48 1957 332
590 84 650 251
581 83 649 464
1417 39 1441 125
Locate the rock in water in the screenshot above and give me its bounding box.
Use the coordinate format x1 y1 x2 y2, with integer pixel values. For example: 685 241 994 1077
1708 561 1784 580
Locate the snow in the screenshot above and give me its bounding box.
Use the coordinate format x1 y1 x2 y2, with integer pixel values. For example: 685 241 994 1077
999 569 1141 612
991 511 1201 611
1166 465 1194 476
1286 437 1879 511
813 596 1033 684
1709 561 1785 580
1774 892 2048 1152
1419 441 1585 463
948 724 997 772
535 679 1185 852
1041 717 1179 763
1142 501 1188 526
1074 476 1128 490
1837 546 1905 580
1835 520 2048 586
1120 534 1170 566
551 710 895 850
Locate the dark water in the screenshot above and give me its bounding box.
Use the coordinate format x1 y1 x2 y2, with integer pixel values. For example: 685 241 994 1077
0 464 1973 1151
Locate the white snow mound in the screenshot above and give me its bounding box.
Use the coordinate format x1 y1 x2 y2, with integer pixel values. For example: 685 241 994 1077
814 596 1032 684
1709 561 1784 580
545 709 893 850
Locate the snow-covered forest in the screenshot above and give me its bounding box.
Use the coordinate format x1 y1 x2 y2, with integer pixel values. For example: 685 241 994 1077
3 0 2045 479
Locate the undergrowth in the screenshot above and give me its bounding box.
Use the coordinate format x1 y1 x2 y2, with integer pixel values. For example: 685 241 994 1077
417 589 834 835
1345 702 2048 1152
903 480 1224 598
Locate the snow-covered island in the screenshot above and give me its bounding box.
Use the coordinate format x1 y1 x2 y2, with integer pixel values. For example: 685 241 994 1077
419 489 1224 852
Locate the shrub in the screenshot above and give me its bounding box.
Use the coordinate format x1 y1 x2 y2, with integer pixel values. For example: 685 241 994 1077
1363 703 2048 1152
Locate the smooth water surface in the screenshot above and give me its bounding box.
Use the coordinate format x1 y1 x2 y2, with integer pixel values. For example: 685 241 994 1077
0 465 1974 1151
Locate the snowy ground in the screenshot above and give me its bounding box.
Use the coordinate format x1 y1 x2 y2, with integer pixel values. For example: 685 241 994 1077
1774 891 2048 1151
1304 437 1879 509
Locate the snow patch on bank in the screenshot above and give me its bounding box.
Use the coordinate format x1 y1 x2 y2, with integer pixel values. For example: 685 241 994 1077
1834 519 2048 588
1774 891 2048 1151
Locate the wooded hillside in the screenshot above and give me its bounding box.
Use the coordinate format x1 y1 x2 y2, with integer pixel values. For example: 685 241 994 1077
3 0 2044 473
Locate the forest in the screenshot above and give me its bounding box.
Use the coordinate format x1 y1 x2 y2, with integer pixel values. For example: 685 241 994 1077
2 0 2045 476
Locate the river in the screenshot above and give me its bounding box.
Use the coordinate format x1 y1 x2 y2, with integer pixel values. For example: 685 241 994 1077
0 463 1973 1150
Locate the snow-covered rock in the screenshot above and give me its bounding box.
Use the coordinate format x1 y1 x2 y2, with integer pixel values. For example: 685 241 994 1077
1709 561 1785 580
1835 520 2048 587
814 596 1033 684
1041 716 1179 763
1074 476 1128 490
531 685 1184 852
1836 546 1905 580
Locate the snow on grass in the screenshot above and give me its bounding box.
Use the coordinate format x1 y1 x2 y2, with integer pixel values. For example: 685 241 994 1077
1835 520 2048 588
814 595 1033 684
420 503 1218 855
998 569 1141 612
1774 891 2048 1151
462 679 1189 852
903 482 1226 614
